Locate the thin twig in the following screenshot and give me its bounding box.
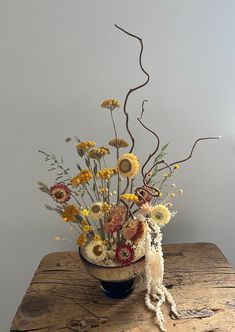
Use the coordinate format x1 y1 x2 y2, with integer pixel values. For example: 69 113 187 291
115 24 150 153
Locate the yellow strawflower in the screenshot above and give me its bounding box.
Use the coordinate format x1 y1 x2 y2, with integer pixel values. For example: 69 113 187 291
117 153 139 178
151 204 171 225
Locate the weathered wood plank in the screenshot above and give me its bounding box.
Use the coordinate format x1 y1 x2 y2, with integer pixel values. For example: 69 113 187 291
10 243 235 332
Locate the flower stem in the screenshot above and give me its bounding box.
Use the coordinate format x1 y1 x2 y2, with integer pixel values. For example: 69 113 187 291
110 109 121 205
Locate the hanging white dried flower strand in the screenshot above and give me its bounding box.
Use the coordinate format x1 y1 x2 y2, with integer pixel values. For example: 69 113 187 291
145 221 180 332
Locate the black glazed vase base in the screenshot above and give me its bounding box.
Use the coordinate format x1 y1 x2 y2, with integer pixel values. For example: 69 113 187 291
100 279 135 299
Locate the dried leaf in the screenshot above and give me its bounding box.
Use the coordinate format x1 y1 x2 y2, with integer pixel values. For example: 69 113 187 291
77 148 85 157
85 158 90 168
45 204 54 210
77 163 82 171
93 161 98 175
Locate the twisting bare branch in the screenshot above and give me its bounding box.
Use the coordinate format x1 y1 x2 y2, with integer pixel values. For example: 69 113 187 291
137 100 161 181
115 24 150 153
157 136 221 173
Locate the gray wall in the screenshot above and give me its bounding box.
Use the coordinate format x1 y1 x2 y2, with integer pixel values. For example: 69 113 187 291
0 0 234 330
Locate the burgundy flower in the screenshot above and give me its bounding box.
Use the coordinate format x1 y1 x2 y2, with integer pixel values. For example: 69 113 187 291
115 244 135 266
49 183 71 204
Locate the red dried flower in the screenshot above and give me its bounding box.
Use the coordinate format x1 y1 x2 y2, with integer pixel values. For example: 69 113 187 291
115 244 135 266
50 183 71 204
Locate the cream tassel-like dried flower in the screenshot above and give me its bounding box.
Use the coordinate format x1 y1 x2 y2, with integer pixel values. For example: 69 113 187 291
145 222 180 331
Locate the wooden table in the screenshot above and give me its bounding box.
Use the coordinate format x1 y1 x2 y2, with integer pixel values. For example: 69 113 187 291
10 243 235 332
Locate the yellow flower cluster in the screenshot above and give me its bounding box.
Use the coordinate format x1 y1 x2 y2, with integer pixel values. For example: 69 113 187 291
76 141 96 151
70 175 80 187
109 138 129 148
121 193 139 202
93 233 101 241
77 233 87 247
88 147 110 160
70 170 92 186
97 168 117 180
101 202 111 213
100 99 121 109
81 209 90 216
81 220 88 227
82 224 92 233
62 204 79 222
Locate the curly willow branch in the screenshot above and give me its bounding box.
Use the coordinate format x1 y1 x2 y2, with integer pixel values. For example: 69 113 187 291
156 136 221 173
115 24 150 153
137 99 160 179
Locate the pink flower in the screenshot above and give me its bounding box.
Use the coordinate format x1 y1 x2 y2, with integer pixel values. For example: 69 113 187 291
104 206 126 234
123 219 146 244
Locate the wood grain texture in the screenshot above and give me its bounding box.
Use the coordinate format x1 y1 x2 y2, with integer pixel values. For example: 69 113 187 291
10 243 235 332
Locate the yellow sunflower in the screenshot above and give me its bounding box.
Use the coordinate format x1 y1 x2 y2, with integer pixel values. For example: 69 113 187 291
117 153 139 178
151 204 171 225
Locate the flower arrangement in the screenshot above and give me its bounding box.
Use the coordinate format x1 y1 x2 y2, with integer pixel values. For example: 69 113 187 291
38 25 220 331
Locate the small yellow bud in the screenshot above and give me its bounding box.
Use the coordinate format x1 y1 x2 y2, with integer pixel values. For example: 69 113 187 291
178 189 184 195
170 193 176 197
171 183 176 188
81 209 90 217
53 236 61 241
174 164 180 170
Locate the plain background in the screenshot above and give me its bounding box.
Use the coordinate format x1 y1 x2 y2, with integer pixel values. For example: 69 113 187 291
0 0 235 330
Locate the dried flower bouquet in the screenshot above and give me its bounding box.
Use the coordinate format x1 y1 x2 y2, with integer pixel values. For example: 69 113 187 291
38 25 220 331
